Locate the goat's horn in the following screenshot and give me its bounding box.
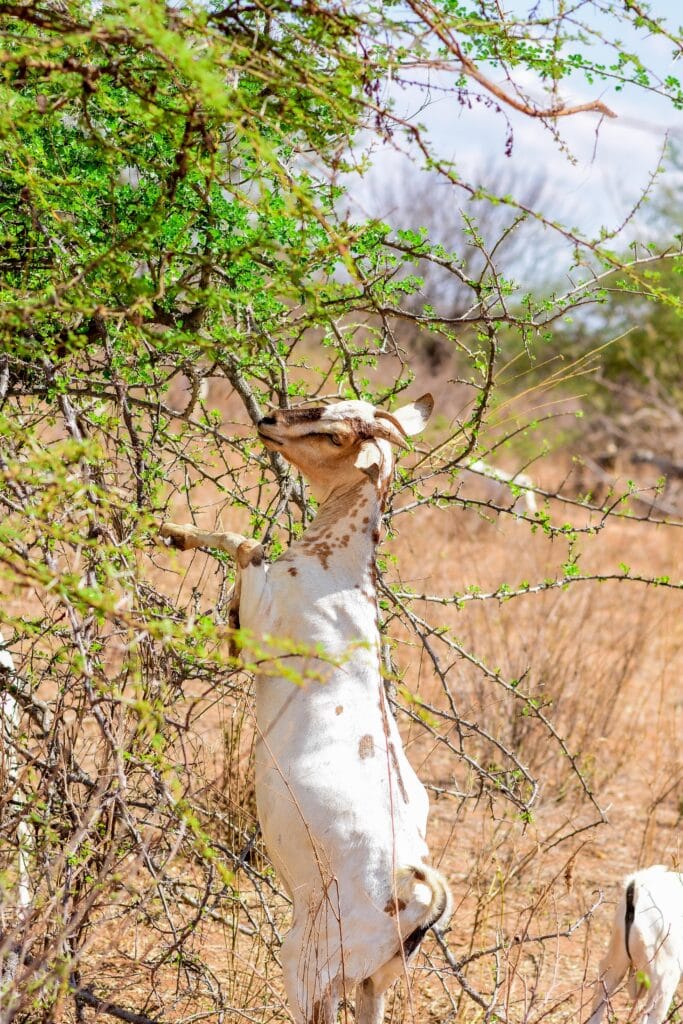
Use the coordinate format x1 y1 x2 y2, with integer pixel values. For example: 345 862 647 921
373 410 409 447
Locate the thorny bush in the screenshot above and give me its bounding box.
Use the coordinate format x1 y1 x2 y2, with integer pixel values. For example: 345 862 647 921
0 1 682 1022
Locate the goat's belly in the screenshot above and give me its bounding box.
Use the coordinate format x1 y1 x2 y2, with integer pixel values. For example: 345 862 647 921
256 759 431 985
253 674 430 901
255 763 429 910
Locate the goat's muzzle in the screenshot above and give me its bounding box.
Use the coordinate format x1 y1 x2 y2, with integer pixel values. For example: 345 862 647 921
257 418 284 446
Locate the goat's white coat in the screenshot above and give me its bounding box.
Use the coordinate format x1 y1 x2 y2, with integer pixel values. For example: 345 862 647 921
163 396 450 1024
589 865 683 1024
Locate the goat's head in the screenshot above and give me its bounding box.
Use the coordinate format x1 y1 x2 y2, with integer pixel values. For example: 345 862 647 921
257 395 433 501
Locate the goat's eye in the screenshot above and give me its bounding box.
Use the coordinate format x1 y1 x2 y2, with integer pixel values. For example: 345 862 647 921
329 433 344 447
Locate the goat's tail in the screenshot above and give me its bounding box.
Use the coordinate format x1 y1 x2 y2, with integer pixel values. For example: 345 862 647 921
395 863 452 958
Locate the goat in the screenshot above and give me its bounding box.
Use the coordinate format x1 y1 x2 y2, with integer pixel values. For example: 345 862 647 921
588 865 683 1024
465 458 537 516
161 395 451 1024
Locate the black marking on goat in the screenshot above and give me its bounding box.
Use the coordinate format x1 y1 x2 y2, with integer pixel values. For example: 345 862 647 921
228 605 240 634
401 870 449 959
282 408 324 423
625 880 636 961
402 922 430 960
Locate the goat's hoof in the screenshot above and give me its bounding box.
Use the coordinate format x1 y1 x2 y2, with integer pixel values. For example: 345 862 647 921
237 539 264 569
159 522 191 550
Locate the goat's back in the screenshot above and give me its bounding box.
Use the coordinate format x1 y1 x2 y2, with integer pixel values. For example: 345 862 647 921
622 866 683 974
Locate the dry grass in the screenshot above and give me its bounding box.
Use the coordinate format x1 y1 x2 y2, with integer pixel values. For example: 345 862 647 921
386 500 682 1023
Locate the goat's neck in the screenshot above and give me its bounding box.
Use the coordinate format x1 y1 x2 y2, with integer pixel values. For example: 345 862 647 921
301 477 384 580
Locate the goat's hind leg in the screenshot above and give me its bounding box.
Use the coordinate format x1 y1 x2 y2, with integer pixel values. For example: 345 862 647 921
281 929 341 1024
355 950 412 1024
355 978 385 1024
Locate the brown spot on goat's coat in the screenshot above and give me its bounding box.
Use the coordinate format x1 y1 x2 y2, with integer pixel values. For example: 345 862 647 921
306 540 334 570
384 897 407 916
358 734 375 759
335 705 343 715
288 567 298 576
361 462 380 484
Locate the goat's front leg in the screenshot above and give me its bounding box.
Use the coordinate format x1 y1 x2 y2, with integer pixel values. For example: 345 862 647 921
160 522 266 654
159 522 262 566
158 520 268 655
640 968 679 1024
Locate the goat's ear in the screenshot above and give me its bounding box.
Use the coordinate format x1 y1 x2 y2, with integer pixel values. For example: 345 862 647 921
389 393 434 437
354 440 382 477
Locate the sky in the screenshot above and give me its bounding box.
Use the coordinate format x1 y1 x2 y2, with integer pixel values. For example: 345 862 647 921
354 1 683 246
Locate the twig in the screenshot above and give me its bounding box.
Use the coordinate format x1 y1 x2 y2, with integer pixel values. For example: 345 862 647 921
73 983 164 1024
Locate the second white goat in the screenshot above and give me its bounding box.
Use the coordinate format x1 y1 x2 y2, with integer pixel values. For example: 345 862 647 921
589 865 683 1024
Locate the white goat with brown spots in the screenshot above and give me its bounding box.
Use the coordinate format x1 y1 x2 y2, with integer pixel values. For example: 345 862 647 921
589 865 683 1024
161 395 451 1024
